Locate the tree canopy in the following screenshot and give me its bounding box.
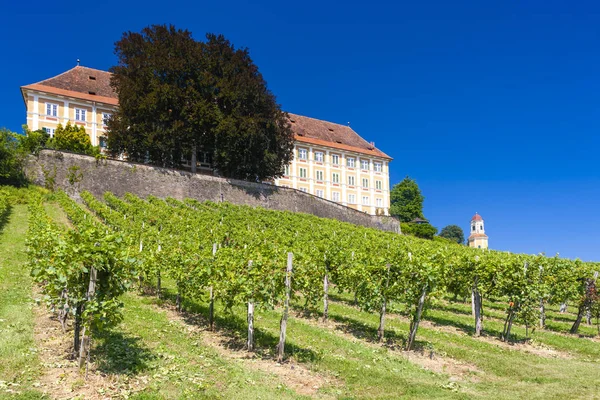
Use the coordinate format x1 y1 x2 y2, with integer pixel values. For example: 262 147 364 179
0 128 26 184
107 24 294 181
389 176 425 222
439 225 465 244
400 222 438 240
50 123 98 155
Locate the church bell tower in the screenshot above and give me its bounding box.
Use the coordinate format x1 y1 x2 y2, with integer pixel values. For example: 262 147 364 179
468 213 488 249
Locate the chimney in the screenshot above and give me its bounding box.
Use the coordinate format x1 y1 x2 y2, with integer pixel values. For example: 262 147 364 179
368 141 375 150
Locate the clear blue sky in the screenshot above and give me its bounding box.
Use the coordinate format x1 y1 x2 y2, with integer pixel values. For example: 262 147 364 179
2 1 599 260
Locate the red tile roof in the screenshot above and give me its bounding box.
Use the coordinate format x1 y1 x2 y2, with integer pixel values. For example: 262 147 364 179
21 67 392 160
472 213 483 221
22 66 116 100
468 233 488 239
288 113 391 160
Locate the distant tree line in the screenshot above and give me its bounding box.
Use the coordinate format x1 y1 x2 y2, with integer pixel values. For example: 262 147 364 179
390 176 465 243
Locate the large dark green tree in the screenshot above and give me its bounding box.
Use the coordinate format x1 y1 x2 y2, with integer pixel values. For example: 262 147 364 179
389 176 425 222
439 225 465 244
107 24 294 181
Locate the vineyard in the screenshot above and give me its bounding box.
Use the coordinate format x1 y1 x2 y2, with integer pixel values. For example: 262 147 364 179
2 186 600 399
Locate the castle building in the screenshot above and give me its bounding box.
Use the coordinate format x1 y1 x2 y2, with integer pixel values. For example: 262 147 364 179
20 65 392 215
468 213 488 249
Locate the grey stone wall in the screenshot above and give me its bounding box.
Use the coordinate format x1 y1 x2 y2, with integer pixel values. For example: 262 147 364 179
25 150 401 233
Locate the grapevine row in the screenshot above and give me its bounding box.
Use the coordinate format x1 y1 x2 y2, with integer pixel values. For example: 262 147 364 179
76 191 598 352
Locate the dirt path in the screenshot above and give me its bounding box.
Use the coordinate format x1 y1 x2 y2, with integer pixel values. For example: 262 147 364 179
151 302 338 398
297 314 484 383
32 288 146 400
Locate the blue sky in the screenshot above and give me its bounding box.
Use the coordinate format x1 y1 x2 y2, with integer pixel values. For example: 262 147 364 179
1 1 599 260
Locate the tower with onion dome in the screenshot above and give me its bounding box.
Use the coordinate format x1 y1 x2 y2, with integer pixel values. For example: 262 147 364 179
468 213 488 249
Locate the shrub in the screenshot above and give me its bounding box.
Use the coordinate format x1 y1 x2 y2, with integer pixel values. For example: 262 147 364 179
401 222 438 240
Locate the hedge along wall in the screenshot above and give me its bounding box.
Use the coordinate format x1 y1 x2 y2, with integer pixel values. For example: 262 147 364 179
25 150 401 233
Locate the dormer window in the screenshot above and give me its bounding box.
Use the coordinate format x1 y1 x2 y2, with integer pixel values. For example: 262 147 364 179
88 91 96 95
89 76 96 80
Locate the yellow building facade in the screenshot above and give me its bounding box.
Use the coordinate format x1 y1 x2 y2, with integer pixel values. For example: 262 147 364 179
274 114 392 215
21 65 117 148
21 66 393 215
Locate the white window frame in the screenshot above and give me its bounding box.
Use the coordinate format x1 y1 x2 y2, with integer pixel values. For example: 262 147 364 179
362 178 369 188
46 103 58 117
332 172 340 183
315 170 324 181
361 159 369 170
283 165 290 176
316 189 324 198
376 180 383 190
43 127 56 137
298 148 308 160
348 176 355 186
348 194 356 204
376 198 383 207
75 108 86 122
331 154 340 165
299 167 307 178
374 162 382 172
314 151 324 162
347 157 355 168
300 187 308 193
362 196 370 205
332 192 340 202
102 112 111 125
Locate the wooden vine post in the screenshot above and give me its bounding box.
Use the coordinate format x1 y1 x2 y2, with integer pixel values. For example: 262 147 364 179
79 266 97 369
247 260 255 351
323 256 329 321
209 243 217 331
571 271 598 334
473 276 483 336
156 225 162 298
407 284 428 351
277 252 293 362
377 263 391 342
156 244 162 298
539 265 545 329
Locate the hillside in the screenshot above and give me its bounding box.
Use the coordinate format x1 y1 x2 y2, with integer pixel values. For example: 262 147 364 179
1 187 599 399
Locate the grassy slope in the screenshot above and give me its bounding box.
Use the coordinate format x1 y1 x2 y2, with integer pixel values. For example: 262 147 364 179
0 204 44 399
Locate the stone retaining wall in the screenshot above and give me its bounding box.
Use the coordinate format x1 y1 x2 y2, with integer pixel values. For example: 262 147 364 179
25 150 401 233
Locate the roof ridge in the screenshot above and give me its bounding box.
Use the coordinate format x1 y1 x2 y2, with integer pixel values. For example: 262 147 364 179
31 66 79 86
287 112 355 131
77 65 113 75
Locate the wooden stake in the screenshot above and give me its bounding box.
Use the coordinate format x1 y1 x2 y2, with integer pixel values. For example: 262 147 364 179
209 243 217 331
406 284 427 351
377 264 391 342
277 253 293 362
323 262 329 321
473 276 483 336
79 266 97 369
247 260 254 351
